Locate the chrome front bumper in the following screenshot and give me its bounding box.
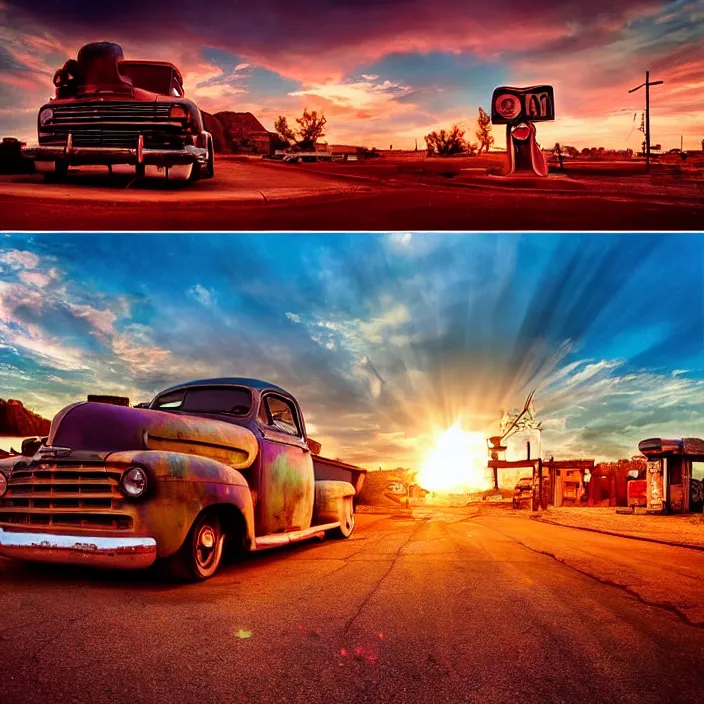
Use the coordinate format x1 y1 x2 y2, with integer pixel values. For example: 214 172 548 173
0 528 157 570
22 133 208 167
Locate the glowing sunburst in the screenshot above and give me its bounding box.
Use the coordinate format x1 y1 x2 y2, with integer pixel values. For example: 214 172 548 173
416 423 492 492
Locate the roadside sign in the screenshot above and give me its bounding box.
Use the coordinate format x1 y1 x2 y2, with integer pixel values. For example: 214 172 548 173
491 85 555 124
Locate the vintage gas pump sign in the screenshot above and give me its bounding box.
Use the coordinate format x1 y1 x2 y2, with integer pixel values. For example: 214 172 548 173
491 85 555 177
646 459 664 510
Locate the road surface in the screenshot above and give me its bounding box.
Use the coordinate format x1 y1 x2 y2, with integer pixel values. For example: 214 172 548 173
1 159 702 230
1 509 703 704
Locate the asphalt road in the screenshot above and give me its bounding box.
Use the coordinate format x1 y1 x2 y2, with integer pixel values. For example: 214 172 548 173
1 510 703 704
1 159 702 230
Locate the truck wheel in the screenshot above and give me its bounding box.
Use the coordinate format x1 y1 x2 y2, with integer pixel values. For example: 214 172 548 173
330 496 355 539
167 510 225 581
44 161 68 183
204 137 215 179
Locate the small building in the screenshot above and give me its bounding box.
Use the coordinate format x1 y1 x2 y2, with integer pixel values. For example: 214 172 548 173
636 437 704 513
87 395 130 406
204 111 284 155
545 459 595 507
357 468 427 507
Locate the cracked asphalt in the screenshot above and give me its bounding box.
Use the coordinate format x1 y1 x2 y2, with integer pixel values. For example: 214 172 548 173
1 510 704 704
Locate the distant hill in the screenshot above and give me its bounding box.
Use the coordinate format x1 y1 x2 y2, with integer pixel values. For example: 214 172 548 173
0 399 51 437
202 111 287 155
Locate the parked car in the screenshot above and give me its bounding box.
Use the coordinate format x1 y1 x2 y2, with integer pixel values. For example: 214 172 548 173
512 477 533 508
22 42 214 183
0 378 366 581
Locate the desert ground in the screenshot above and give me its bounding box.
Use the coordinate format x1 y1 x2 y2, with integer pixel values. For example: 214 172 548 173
2 507 704 704
1 154 702 230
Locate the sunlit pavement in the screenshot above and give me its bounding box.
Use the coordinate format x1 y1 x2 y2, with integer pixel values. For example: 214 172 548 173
2 509 704 704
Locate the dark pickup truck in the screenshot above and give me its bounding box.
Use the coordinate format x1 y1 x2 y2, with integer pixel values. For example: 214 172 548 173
22 42 214 183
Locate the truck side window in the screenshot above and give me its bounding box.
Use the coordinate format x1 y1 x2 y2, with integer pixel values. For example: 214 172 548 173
265 396 300 437
154 390 185 408
257 400 270 425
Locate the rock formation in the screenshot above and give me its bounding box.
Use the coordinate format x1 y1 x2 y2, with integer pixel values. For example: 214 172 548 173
0 399 51 437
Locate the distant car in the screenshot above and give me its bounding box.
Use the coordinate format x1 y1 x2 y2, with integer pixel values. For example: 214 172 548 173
268 150 335 164
512 477 533 508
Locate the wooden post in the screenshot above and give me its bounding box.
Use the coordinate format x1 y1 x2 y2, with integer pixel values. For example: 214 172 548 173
538 458 544 510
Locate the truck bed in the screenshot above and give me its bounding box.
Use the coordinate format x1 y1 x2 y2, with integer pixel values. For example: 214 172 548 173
313 455 367 496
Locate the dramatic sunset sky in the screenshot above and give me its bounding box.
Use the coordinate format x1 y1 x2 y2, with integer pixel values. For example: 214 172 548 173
1 0 702 150
1 233 702 468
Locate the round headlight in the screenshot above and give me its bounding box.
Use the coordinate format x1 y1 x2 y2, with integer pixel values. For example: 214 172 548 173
0 471 7 498
39 108 54 126
121 466 148 498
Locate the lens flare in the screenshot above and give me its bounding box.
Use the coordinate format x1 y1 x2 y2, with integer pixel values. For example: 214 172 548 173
417 424 492 492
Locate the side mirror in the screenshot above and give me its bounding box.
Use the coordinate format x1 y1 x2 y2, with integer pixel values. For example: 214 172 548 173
21 437 44 457
306 437 322 455
134 402 150 408
627 469 640 479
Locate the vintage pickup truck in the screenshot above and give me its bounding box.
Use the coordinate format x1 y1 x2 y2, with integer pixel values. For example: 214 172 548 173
0 378 366 580
22 41 214 183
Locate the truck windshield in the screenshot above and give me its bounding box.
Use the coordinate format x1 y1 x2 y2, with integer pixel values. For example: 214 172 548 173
119 63 182 96
153 387 252 416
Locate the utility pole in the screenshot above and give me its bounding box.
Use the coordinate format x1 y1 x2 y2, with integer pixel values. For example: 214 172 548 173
629 70 663 171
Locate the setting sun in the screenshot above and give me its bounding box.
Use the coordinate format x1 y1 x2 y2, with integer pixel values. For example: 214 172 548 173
416 424 492 493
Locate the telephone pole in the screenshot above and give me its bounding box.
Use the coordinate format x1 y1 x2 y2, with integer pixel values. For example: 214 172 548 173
629 70 663 171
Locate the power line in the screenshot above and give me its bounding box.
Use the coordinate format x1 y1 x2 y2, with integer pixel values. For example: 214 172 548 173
628 70 664 171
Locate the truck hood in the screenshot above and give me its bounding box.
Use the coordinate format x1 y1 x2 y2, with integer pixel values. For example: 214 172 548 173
48 402 258 470
48 89 159 106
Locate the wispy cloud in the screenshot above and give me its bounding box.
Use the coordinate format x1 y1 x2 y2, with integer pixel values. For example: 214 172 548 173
0 234 701 467
0 1 701 148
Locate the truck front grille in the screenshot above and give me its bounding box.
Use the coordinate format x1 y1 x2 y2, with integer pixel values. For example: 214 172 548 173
50 101 172 123
39 101 187 149
0 462 132 531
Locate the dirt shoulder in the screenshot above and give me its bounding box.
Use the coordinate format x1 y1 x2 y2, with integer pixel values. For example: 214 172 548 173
479 511 704 627
531 506 704 550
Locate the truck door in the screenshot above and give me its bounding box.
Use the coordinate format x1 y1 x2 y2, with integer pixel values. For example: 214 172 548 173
256 393 314 535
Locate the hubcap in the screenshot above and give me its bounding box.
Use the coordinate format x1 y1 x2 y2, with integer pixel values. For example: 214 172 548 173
196 525 217 568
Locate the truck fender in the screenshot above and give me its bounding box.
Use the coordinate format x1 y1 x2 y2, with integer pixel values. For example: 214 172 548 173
106 450 255 558
313 480 355 525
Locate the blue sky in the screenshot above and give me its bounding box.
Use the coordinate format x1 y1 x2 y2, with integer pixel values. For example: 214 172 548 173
1 233 703 466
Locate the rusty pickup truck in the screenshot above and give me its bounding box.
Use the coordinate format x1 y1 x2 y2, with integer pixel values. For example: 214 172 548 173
0 378 366 581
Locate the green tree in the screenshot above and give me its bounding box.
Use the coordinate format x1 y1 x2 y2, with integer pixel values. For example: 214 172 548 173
424 125 468 156
274 116 295 146
476 107 494 154
295 109 327 151
274 110 327 151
